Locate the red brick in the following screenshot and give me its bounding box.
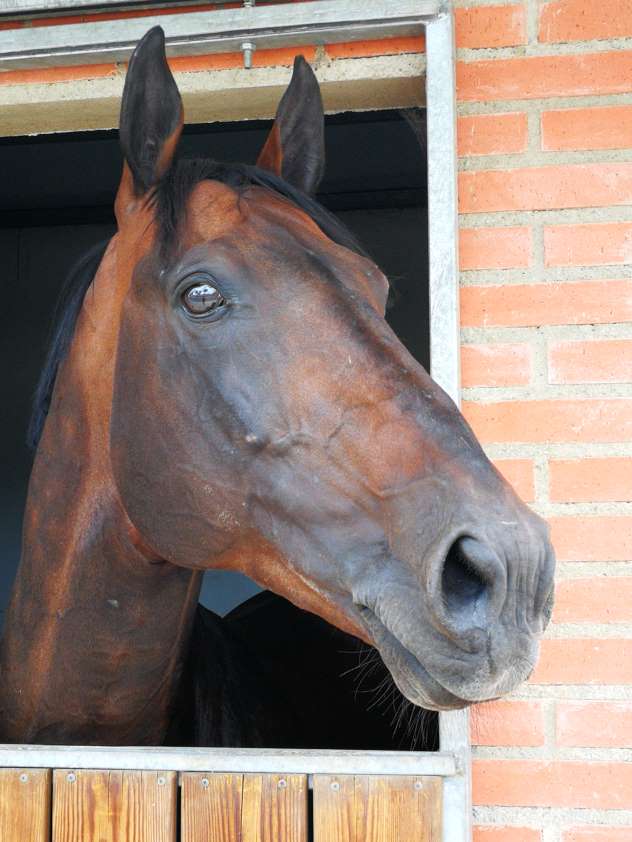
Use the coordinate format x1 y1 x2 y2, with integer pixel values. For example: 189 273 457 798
549 515 632 562
554 577 632 623
540 0 632 43
542 106 632 152
462 398 632 444
0 62 117 86
531 639 632 684
457 51 632 102
459 227 532 270
548 339 632 385
545 223 632 267
325 36 424 60
473 759 632 808
170 45 317 73
471 700 545 746
461 280 632 328
550 458 632 502
551 453 630 500
456 5 526 49
557 701 632 748
459 163 632 214
462 343 532 388
475 829 541 842
458 113 529 157
563 829 632 842
493 458 535 502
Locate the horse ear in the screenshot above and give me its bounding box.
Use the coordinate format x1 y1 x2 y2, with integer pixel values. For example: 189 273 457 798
257 56 325 195
118 26 183 198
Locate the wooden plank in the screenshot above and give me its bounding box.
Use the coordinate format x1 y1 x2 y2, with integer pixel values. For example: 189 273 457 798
242 774 307 842
181 773 243 842
181 773 307 842
0 768 51 842
313 775 442 842
312 775 356 842
52 769 176 842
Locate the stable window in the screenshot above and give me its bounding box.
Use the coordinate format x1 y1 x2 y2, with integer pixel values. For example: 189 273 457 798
0 2 467 840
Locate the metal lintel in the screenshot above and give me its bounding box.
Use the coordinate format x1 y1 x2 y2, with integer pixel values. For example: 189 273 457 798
0 0 223 13
0 0 440 69
0 744 457 776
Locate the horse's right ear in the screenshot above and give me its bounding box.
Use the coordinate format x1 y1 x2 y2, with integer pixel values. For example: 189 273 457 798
118 26 183 202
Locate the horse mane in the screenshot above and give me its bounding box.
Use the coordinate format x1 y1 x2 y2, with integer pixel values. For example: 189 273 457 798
28 161 370 450
27 239 110 450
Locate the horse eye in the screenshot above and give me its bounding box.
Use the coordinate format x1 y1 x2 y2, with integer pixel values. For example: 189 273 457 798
182 283 226 317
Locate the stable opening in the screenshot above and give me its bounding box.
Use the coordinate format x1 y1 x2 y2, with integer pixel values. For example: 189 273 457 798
0 109 436 751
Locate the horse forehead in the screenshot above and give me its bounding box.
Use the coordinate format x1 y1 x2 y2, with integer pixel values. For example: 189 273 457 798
245 187 330 242
186 180 244 240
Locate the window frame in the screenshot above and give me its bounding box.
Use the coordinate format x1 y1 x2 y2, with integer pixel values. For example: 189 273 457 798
0 3 468 839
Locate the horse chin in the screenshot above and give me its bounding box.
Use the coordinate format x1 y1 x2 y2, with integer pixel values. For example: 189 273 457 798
356 605 471 712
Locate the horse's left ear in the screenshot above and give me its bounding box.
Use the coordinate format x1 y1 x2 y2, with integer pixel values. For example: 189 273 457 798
257 56 325 195
118 26 183 200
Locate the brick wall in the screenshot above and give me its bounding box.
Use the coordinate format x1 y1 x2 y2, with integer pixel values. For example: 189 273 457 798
456 1 632 839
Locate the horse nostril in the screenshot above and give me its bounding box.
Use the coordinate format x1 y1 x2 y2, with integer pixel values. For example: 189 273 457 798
440 537 495 631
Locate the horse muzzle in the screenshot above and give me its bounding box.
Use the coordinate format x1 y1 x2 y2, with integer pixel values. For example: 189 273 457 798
352 531 555 710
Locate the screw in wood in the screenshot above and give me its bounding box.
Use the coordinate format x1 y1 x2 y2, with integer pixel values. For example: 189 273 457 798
201 778 210 788
331 781 340 792
19 773 28 783
157 777 166 786
67 773 76 783
414 781 423 790
278 778 287 789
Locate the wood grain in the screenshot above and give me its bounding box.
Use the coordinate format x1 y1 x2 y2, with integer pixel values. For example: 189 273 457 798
181 773 243 842
313 775 442 842
312 775 355 842
181 773 307 842
52 769 176 842
242 774 307 842
0 768 51 842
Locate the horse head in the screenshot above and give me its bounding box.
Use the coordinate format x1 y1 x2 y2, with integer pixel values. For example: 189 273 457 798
101 28 554 712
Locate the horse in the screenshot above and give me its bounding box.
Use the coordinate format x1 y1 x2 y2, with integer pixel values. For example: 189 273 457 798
0 26 555 747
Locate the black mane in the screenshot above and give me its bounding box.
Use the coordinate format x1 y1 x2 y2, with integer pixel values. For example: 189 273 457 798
27 239 110 450
28 161 369 450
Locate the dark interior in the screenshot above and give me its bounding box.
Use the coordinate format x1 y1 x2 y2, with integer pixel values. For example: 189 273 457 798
0 108 432 746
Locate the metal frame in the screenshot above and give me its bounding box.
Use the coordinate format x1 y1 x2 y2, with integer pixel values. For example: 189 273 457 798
0 2 468 838
425 9 472 842
0 745 457 776
0 0 440 68
0 0 233 12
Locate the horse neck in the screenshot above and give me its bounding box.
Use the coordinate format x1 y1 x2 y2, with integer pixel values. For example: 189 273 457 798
0 235 201 744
